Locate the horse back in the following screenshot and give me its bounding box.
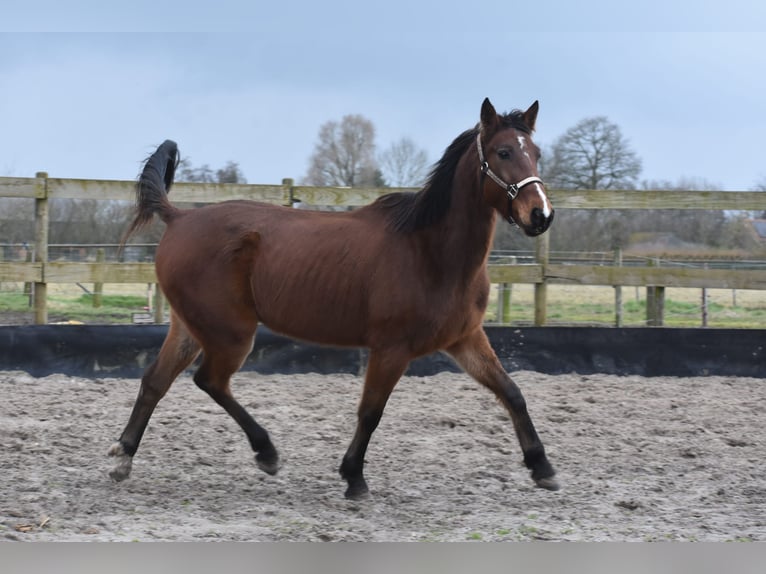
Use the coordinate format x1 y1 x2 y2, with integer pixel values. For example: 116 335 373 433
155 200 487 352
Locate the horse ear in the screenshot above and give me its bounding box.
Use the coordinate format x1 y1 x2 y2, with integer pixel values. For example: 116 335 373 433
480 98 499 133
523 100 539 132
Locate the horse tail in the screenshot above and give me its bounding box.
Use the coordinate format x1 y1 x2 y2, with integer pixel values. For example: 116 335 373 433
122 140 181 245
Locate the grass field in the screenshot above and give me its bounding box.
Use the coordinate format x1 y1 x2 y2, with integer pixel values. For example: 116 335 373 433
488 284 766 328
1 282 765 328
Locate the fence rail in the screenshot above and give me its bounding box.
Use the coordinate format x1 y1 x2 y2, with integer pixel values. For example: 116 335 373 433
2 173 766 325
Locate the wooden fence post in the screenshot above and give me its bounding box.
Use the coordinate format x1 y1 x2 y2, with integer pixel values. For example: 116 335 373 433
33 172 49 324
283 178 295 206
701 263 709 327
495 283 504 324
646 258 665 326
534 232 549 326
24 249 33 305
153 284 165 323
500 256 516 325
701 287 708 327
93 248 105 307
614 247 623 327
654 286 665 326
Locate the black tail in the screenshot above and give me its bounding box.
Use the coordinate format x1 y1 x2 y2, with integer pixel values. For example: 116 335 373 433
122 140 180 245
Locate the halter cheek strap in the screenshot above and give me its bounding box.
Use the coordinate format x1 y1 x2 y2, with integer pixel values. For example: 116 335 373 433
476 133 544 201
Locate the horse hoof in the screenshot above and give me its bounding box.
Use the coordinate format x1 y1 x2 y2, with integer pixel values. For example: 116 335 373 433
344 483 370 500
109 466 131 482
107 442 133 482
535 476 561 491
256 456 279 476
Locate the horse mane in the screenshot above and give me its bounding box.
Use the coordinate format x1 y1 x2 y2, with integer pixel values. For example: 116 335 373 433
377 110 530 233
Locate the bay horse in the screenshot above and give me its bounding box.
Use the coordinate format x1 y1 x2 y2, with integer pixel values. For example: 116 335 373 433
109 98 558 499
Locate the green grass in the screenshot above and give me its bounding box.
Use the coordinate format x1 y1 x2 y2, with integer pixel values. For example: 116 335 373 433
0 291 151 324
48 294 149 323
74 294 147 308
2 284 765 327
486 298 766 328
0 292 32 312
467 532 483 541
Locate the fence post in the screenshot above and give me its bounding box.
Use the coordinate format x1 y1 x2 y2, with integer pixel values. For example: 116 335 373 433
501 256 516 324
534 232 549 326
93 248 105 307
33 172 49 324
282 178 295 206
495 283 504 324
646 257 665 326
654 286 665 326
24 249 33 305
701 263 709 327
701 287 708 327
153 285 165 324
614 247 623 327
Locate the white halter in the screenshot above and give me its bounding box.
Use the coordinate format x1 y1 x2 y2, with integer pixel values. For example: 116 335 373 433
476 132 544 200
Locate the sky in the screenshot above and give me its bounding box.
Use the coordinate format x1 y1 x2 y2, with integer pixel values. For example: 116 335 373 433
1 1 766 190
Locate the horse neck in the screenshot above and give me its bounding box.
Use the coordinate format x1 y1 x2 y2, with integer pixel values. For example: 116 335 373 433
424 167 497 277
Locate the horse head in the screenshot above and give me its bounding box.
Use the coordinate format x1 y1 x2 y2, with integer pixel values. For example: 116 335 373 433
477 98 554 236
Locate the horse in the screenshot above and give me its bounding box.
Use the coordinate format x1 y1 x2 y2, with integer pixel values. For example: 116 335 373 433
109 98 558 499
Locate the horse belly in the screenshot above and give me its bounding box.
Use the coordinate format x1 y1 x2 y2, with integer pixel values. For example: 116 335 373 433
255 290 368 347
249 261 370 348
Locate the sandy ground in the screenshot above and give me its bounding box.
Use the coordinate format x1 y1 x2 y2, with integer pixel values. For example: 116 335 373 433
1 369 764 542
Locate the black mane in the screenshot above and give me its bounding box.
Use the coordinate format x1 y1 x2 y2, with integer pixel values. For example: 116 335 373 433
378 110 530 233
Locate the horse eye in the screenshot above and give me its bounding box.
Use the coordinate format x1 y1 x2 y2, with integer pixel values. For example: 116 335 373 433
498 149 511 160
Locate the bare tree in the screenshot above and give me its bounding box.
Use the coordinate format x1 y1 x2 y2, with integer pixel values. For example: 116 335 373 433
538 176 751 253
378 137 430 187
544 116 642 190
177 158 214 183
304 115 380 187
177 158 247 184
216 161 247 184
751 177 766 218
642 177 719 192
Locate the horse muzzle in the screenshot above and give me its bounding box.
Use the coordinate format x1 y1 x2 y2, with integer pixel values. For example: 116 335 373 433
520 207 555 237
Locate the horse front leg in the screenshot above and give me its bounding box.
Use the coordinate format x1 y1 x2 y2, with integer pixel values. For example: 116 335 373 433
447 328 559 491
340 348 410 500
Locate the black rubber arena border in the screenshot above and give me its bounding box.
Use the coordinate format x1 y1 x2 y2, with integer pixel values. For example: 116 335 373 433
0 325 763 379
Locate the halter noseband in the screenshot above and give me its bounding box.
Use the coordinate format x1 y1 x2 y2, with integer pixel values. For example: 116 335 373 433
476 132 544 201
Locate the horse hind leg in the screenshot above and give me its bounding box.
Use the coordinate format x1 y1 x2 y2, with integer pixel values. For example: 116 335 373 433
192 337 279 475
108 315 201 481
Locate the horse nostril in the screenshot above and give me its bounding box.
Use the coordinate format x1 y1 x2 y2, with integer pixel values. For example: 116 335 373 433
531 207 554 233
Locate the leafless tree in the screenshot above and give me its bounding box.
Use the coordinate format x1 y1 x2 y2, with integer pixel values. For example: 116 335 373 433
642 177 719 192
304 114 380 187
544 116 642 190
216 161 247 184
177 158 246 184
751 177 766 218
378 137 430 187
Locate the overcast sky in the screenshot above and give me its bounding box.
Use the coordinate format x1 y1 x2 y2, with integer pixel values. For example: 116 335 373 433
2 1 765 190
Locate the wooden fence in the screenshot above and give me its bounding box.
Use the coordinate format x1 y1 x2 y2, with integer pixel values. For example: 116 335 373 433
2 173 766 325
